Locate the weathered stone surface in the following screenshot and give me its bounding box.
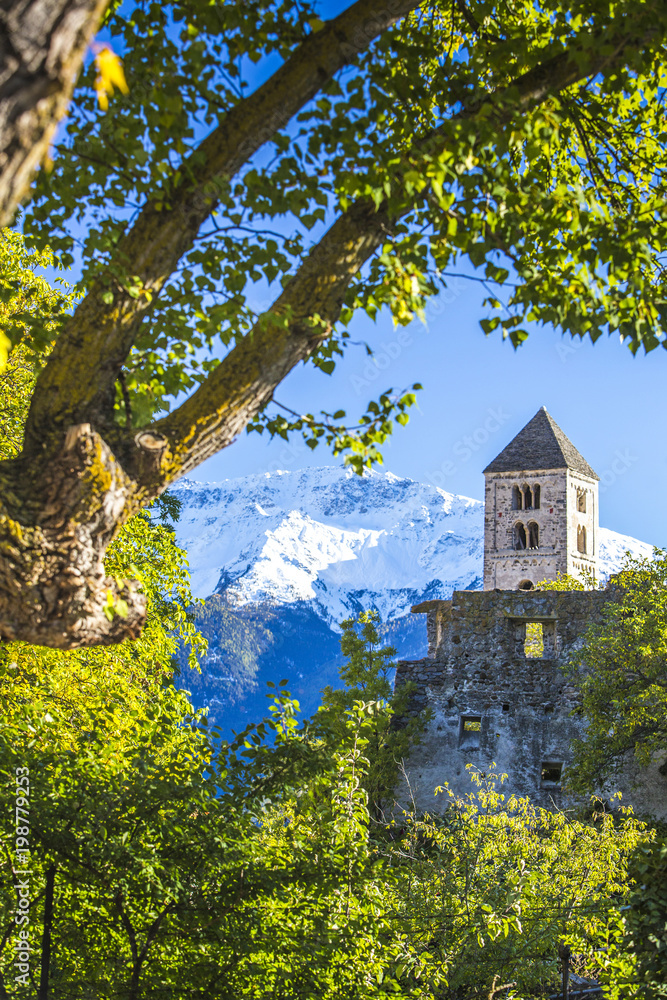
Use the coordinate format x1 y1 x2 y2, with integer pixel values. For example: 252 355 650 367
396 588 667 819
397 408 667 818
482 409 599 590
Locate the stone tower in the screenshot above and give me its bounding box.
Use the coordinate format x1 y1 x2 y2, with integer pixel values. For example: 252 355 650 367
482 408 599 591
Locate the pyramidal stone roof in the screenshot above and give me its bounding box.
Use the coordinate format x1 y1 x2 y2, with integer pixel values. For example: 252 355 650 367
483 408 599 479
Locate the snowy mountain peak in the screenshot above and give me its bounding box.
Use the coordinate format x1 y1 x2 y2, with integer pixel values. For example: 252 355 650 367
172 466 652 625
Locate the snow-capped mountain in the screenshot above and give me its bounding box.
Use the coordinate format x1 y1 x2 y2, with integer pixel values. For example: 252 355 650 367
172 466 651 619
170 466 653 728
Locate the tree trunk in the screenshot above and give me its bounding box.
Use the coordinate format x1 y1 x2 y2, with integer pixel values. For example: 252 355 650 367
0 3 663 650
0 0 108 226
37 865 56 1000
0 423 150 647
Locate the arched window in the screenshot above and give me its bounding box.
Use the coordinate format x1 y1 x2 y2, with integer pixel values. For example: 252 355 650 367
523 485 533 510
528 521 539 549
577 489 586 513
512 485 522 510
577 525 586 553
514 522 527 550
534 484 541 509
518 579 534 591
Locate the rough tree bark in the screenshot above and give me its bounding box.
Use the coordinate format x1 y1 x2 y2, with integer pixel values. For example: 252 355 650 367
0 0 109 226
0 1 664 648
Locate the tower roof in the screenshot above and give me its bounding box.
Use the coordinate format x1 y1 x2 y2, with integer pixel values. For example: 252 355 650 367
483 408 599 479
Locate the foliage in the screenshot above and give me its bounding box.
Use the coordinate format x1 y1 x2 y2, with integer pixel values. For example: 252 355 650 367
0 680 406 998
206 699 409 1000
622 836 667 996
564 550 667 793
317 609 428 821
536 569 601 591
391 768 648 999
93 45 129 111
0 229 75 436
0 487 209 994
1 669 650 999
524 620 544 657
15 0 667 471
537 571 585 591
0 228 74 365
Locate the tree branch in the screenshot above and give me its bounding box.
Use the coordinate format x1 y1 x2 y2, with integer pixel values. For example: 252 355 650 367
0 0 109 226
25 0 423 445
152 199 391 478
149 10 664 487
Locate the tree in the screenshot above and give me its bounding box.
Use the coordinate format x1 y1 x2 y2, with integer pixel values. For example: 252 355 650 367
563 550 667 795
0 493 207 995
1 670 412 997
622 837 667 997
0 0 110 227
3 0 667 648
2 670 650 996
393 769 647 999
318 609 427 821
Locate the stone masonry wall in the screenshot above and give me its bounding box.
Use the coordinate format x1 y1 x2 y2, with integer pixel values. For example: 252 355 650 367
566 470 598 581
483 468 599 590
483 469 569 590
395 588 667 819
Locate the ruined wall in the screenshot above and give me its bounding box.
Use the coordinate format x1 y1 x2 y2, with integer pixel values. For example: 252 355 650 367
395 589 667 819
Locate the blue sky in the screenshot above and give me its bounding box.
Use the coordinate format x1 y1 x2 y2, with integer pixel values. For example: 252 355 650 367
69 0 667 549
195 278 667 549
190 0 667 549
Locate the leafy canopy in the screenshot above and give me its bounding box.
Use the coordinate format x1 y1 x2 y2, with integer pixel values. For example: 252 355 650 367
564 549 667 794
14 0 667 470
0 229 75 423
1 664 651 998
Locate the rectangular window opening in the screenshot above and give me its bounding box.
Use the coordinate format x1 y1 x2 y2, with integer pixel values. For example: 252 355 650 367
459 715 482 749
524 622 544 658
502 703 510 713
541 761 563 786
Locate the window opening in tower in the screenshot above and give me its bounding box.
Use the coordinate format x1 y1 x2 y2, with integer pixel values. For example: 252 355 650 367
577 525 587 554
514 522 527 549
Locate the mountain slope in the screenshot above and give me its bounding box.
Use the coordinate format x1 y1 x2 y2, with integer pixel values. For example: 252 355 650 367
174 467 484 619
171 467 653 728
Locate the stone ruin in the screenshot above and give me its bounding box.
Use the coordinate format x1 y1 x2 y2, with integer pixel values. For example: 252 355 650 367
395 408 667 819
